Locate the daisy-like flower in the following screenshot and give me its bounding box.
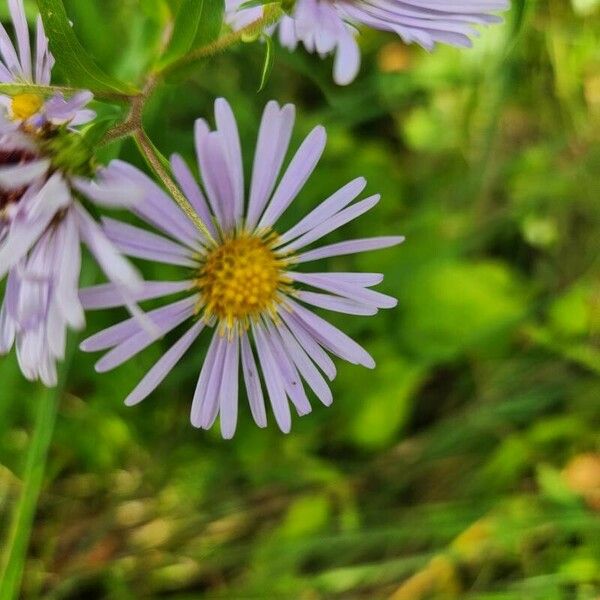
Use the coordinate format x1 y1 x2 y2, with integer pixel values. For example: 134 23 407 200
80 98 403 438
0 0 142 385
227 0 510 85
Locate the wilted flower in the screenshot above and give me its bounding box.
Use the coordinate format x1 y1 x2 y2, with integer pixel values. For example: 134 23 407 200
227 0 510 84
80 98 403 438
0 0 142 385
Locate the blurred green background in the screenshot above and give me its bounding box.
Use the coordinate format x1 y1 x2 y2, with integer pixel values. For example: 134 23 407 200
1 0 599 598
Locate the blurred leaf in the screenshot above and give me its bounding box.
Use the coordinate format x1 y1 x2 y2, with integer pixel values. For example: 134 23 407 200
159 0 206 67
36 0 138 95
193 0 224 48
399 261 527 362
257 34 274 92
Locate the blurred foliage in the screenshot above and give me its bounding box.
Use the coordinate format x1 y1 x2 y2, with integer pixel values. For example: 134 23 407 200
1 0 600 598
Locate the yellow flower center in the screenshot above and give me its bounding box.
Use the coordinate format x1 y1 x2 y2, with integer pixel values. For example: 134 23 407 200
197 232 290 330
11 93 44 121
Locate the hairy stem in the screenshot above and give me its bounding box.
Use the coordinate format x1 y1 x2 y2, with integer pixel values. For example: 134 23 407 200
133 128 215 244
158 5 284 78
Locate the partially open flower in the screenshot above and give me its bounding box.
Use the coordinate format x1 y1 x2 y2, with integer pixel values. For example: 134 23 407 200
227 0 510 85
0 0 142 386
81 99 404 438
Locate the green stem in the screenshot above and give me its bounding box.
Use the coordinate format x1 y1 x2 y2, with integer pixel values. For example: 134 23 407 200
0 356 74 599
157 5 284 78
133 128 216 244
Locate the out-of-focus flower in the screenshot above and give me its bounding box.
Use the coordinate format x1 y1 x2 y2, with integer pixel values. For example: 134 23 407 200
227 0 510 84
80 98 403 438
0 0 141 386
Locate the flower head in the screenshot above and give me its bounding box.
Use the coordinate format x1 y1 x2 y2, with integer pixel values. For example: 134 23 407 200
0 0 141 385
81 98 403 438
227 0 510 85
0 0 94 126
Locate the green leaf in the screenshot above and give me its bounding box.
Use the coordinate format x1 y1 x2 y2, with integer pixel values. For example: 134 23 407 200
257 34 275 92
193 0 225 48
159 0 206 67
0 82 77 97
35 0 138 96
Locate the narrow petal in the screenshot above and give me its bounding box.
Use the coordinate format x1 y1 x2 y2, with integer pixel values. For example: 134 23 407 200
8 0 31 80
252 322 292 433
257 125 327 230
240 333 267 427
94 297 197 372
82 295 198 353
290 272 397 309
219 337 240 438
296 236 405 263
287 299 375 368
276 322 333 406
246 101 295 229
0 159 49 190
279 309 337 380
296 290 378 315
125 321 205 406
80 280 193 310
191 333 227 429
276 177 366 246
280 193 380 253
215 98 244 224
102 217 198 268
264 319 312 416
75 205 143 294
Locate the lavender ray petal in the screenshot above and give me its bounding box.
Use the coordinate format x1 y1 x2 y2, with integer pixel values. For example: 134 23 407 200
125 320 205 406
252 322 292 433
240 332 267 428
295 236 405 264
102 217 198 268
276 177 366 247
257 125 326 230
80 280 193 310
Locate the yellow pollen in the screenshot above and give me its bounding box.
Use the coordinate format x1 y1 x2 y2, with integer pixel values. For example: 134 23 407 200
197 233 287 328
11 93 44 121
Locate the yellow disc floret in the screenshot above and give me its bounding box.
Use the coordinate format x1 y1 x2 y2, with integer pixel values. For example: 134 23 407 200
197 232 289 331
11 93 44 121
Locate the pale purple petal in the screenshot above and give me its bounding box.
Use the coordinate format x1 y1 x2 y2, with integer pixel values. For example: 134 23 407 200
80 280 193 310
264 319 312 416
101 217 198 268
252 322 292 433
0 159 50 190
286 298 375 368
296 236 405 263
280 193 380 253
276 322 333 406
240 332 267 428
257 125 327 230
215 98 244 224
219 337 240 439
8 0 31 80
125 321 205 407
246 101 295 229
94 296 197 372
297 290 378 315
191 333 227 429
279 309 337 380
276 177 366 246
290 272 397 308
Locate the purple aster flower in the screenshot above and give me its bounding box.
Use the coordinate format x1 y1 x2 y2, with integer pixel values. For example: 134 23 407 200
227 0 510 85
0 1 143 386
80 98 404 438
0 0 94 126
